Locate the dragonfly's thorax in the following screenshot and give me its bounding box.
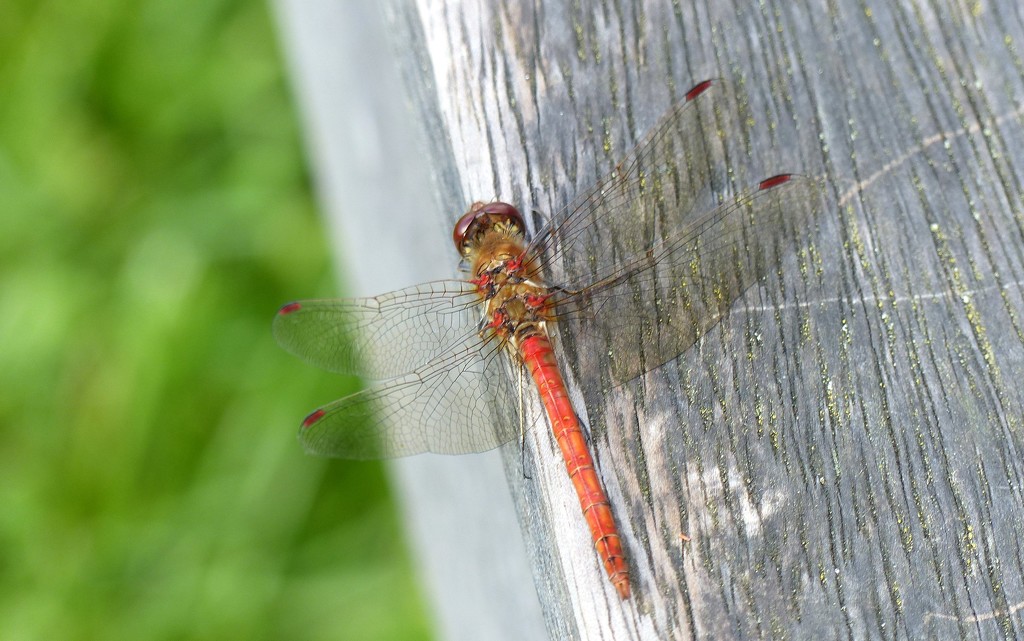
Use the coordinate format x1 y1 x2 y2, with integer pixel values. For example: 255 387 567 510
480 276 552 346
465 229 553 348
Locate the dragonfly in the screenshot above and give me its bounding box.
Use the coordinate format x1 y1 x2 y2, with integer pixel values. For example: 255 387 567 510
274 79 822 601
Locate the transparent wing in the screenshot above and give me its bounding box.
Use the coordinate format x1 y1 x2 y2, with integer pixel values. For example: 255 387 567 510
549 174 823 383
517 79 823 383
528 79 736 281
273 280 480 379
297 335 521 459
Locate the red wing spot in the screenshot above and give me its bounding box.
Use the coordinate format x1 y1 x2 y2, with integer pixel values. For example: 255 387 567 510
301 408 326 429
279 302 302 315
758 173 793 190
685 79 715 102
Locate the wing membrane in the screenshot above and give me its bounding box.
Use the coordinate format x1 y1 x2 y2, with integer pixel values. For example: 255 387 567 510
529 79 738 284
298 336 520 458
273 280 480 379
552 174 823 383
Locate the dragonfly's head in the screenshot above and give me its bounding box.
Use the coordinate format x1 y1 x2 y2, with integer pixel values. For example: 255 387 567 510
453 202 525 260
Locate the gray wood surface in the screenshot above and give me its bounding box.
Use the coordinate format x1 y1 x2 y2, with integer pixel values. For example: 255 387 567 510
277 1 1024 639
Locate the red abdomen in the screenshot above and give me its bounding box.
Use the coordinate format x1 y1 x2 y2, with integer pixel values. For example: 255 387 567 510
519 334 630 600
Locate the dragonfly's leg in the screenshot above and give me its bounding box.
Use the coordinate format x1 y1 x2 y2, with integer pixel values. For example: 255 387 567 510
517 360 532 480
578 413 607 470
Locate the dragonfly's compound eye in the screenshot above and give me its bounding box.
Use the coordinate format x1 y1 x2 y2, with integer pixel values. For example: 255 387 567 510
452 206 482 252
452 201 525 253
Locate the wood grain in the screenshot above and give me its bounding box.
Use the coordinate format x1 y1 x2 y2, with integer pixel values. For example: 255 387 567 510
280 1 1024 639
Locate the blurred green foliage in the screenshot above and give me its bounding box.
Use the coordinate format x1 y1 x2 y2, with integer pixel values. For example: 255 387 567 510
0 1 431 639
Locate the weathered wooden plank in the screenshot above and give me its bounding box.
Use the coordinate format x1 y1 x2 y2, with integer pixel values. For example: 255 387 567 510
280 0 1024 639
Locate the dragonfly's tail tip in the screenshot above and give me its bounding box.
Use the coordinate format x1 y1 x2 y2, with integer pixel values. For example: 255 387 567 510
612 576 631 600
